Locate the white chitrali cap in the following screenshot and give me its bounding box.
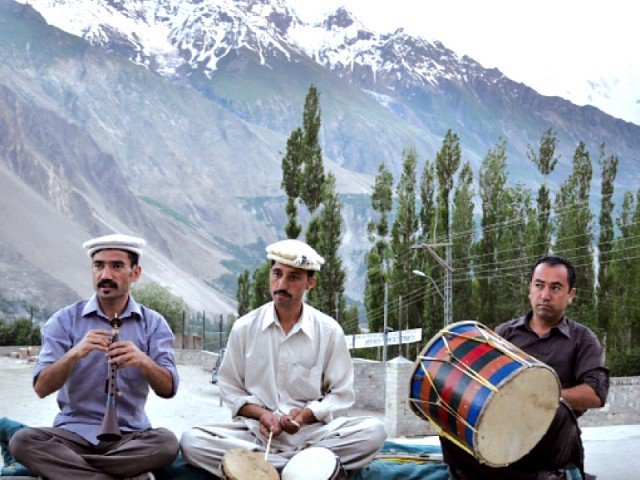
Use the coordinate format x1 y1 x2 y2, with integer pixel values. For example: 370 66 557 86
82 234 146 258
266 239 325 272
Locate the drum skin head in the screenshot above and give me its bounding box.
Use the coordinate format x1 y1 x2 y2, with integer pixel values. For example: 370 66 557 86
282 447 341 480
221 449 279 480
476 365 559 466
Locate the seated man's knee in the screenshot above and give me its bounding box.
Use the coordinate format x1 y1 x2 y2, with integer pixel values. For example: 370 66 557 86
8 428 42 460
154 428 180 462
179 428 201 459
362 419 387 451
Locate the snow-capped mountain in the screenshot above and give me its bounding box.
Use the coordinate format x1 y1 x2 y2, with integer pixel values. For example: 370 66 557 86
14 0 493 93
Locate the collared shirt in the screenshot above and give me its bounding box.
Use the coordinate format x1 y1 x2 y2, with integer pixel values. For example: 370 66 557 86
495 312 609 411
218 302 354 446
35 294 179 444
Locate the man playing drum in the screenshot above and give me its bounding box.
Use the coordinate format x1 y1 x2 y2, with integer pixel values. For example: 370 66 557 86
441 256 609 480
9 234 180 480
181 239 386 478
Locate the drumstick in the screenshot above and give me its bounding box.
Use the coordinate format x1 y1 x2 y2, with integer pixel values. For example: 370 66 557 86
290 419 301 428
264 430 273 461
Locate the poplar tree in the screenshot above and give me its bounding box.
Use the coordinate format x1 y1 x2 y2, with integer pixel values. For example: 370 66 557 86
249 261 271 310
310 173 346 321
451 162 475 320
476 140 509 327
390 148 419 341
300 85 326 252
418 158 439 339
281 128 304 239
435 130 461 241
596 145 618 338
236 269 252 317
365 163 393 333
554 141 595 329
528 129 559 256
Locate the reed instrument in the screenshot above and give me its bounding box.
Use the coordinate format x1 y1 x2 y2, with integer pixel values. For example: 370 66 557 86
97 313 123 441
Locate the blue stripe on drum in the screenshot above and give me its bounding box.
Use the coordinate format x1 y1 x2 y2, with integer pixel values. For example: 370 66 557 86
464 360 524 450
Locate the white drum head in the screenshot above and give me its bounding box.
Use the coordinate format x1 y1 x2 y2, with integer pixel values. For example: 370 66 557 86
282 447 340 480
475 365 560 467
221 449 279 480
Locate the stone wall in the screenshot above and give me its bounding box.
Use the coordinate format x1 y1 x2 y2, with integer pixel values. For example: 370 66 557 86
352 358 385 411
580 376 640 427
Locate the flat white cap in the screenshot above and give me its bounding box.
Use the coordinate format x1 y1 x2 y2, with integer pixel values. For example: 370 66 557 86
266 239 325 271
83 234 146 258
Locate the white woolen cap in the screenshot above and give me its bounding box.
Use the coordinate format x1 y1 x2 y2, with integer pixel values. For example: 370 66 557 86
83 234 146 258
266 239 325 271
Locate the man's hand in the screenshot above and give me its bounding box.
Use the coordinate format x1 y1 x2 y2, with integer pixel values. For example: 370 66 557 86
259 411 283 437
70 329 113 360
280 408 316 434
107 340 150 369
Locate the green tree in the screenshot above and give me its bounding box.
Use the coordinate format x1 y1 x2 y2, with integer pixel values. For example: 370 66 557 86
300 85 326 217
343 305 360 335
476 139 509 327
390 148 420 344
451 162 475 321
554 141 595 330
281 128 304 239
365 163 394 333
596 144 618 338
417 158 439 339
132 282 188 334
435 130 461 241
310 173 346 321
236 269 252 317
528 129 559 256
250 261 272 310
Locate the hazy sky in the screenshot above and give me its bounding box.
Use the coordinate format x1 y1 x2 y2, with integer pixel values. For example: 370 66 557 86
288 0 639 124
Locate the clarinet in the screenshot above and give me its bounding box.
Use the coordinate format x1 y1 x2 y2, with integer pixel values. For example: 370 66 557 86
97 313 123 441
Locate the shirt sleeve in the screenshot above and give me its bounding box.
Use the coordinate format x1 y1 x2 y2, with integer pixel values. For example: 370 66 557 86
147 312 180 398
306 327 355 423
34 311 72 380
218 326 265 417
574 328 609 405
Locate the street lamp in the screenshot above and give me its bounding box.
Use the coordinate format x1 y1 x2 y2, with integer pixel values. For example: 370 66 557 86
412 269 445 301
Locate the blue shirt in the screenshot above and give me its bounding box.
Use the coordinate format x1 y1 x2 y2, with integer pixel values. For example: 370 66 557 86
35 294 179 444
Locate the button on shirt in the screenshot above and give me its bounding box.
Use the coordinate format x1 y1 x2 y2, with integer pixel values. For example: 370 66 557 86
35 294 179 444
218 302 354 446
495 313 609 413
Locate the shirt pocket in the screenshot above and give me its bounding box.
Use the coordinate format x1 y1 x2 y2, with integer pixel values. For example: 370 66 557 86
288 363 322 401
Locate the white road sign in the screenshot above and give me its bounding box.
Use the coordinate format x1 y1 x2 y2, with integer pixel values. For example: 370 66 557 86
347 328 423 350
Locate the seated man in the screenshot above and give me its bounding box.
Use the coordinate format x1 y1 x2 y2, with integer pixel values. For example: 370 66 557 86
181 239 386 476
440 256 609 480
9 234 180 480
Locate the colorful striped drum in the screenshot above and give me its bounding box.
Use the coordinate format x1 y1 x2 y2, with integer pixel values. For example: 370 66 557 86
409 321 560 467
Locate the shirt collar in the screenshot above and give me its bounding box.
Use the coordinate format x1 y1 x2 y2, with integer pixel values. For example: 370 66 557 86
520 311 571 338
82 294 142 321
262 302 313 339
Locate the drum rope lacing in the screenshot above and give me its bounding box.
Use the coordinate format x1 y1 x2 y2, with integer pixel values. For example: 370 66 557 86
410 324 534 458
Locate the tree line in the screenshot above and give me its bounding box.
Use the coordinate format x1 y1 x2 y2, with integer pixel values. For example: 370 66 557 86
232 87 638 376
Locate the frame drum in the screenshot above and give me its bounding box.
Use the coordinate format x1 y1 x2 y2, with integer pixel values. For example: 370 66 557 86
282 447 342 480
221 449 279 480
409 321 560 467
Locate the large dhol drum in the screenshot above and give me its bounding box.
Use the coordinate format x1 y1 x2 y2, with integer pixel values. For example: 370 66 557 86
409 321 560 467
221 449 279 480
282 447 343 480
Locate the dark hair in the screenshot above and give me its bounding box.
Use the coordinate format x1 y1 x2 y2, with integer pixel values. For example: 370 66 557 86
269 259 315 277
92 249 139 267
531 256 576 290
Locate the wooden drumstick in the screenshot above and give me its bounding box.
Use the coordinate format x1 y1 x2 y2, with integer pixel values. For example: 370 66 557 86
290 419 301 428
264 430 273 461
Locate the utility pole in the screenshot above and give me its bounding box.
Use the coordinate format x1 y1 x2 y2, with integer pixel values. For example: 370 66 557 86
412 242 454 325
398 295 403 356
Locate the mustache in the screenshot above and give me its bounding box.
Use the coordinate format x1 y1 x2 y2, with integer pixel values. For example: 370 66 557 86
98 280 117 289
273 289 291 297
